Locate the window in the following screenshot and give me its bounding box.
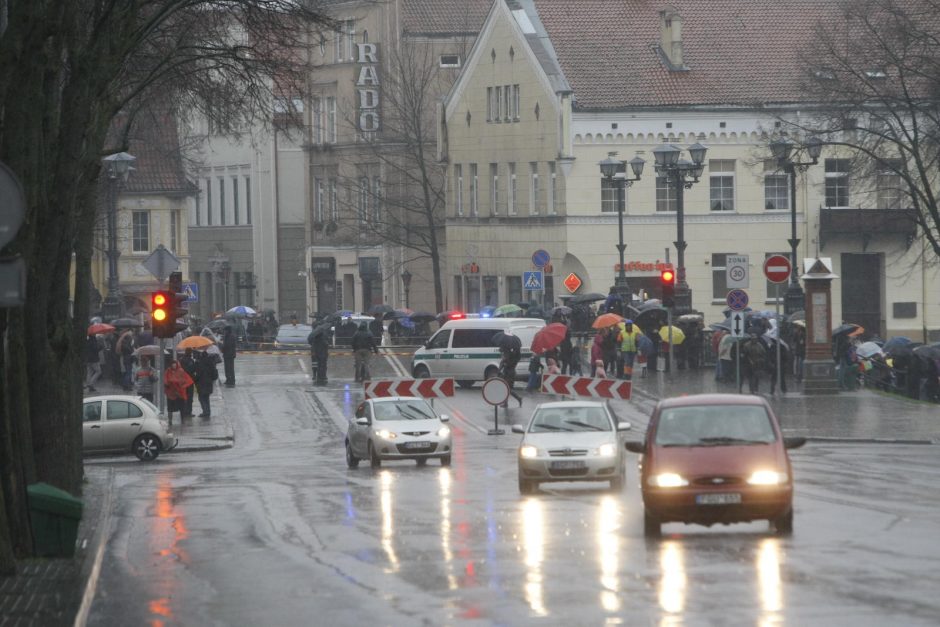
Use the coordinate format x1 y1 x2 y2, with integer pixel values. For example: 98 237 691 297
486 87 493 122
440 54 461 68
346 20 355 60
358 177 369 222
508 163 517 215
170 210 179 252
503 85 511 122
711 253 735 299
372 177 381 222
326 97 336 143
876 160 902 209
548 162 557 214
205 178 213 225
195 185 201 226
452 329 501 349
106 400 143 420
232 176 240 224
763 160 789 210
454 276 463 309
470 163 478 216
334 19 354 62
490 163 499 215
825 158 850 207
656 176 677 212
329 178 338 221
494 86 502 122
765 252 791 301
315 178 325 222
709 160 735 211
506 275 522 304
428 329 452 349
131 211 150 253
83 401 101 423
483 276 499 306
512 84 520 120
244 176 251 224
601 177 618 213
218 177 226 224
312 97 322 144
530 162 539 214
455 164 463 216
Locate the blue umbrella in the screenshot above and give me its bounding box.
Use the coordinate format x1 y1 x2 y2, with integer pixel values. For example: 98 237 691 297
226 305 257 317
883 336 912 353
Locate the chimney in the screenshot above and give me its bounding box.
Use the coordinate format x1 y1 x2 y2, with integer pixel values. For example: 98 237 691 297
659 8 685 70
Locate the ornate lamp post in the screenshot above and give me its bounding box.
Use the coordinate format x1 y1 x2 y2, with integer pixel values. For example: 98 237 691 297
598 152 645 310
101 152 136 320
652 143 707 314
400 268 412 308
769 136 822 315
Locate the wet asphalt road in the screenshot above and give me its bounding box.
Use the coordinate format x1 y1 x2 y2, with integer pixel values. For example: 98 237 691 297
85 351 940 626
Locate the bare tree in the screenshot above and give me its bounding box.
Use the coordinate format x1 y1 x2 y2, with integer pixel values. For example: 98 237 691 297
789 0 940 261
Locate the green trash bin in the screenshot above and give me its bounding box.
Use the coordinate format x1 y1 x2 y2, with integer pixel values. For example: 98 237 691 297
27 483 83 557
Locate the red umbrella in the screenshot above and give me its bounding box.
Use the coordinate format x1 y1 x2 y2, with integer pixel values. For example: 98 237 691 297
530 323 568 355
87 323 116 336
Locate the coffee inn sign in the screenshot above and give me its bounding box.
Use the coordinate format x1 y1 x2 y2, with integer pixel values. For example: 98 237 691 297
356 43 380 132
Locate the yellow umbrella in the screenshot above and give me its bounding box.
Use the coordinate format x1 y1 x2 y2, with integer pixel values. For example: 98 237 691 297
659 325 686 345
177 335 214 350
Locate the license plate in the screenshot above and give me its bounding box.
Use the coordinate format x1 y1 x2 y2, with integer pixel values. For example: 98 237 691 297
550 460 586 470
695 493 742 505
404 441 431 449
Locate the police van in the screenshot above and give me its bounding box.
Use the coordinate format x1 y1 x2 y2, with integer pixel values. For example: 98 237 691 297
411 318 546 388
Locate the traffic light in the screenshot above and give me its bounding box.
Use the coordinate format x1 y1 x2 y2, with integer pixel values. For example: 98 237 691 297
151 291 171 337
152 272 190 338
660 269 676 308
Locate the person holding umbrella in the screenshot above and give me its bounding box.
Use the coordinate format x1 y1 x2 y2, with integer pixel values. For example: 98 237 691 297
194 350 218 417
222 325 237 387
307 323 330 385
179 348 198 418
496 330 523 408
85 333 104 392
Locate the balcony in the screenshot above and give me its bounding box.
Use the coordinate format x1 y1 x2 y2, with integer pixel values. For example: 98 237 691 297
819 207 918 251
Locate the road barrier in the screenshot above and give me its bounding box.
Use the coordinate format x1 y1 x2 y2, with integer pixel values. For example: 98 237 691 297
540 374 632 400
364 378 455 400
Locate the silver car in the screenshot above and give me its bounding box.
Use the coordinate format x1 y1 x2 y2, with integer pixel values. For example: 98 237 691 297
82 395 178 461
512 401 631 493
345 396 453 468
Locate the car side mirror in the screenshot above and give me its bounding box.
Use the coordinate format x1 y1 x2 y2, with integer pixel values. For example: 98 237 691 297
355 417 370 426
439 414 450 422
783 436 806 450
624 441 645 454
616 421 631 431
511 424 525 434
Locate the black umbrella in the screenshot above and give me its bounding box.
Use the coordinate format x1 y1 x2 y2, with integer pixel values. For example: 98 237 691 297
569 292 606 304
635 307 667 330
788 309 805 322
368 304 394 315
493 331 522 352
551 305 572 316
408 312 437 323
110 317 143 328
913 342 940 361
384 309 414 320
832 323 863 337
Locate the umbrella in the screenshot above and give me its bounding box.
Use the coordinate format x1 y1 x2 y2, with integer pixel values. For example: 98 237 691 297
133 344 161 357
177 335 214 350
494 304 523 317
791 320 806 328
110 317 143 328
385 308 414 320
788 310 805 322
226 305 257 317
659 325 686 344
833 323 863 337
367 304 394 316
856 341 884 359
883 337 913 353
569 292 606 304
493 331 522 352
407 312 437 323
207 319 232 331
635 307 667 330
641 299 662 308
913 342 940 360
399 317 416 329
550 305 572 318
591 313 624 329
87 323 115 336
678 313 703 323
709 319 733 332
530 323 568 355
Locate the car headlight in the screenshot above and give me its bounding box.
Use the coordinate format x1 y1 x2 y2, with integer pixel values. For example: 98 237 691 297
375 429 397 440
648 473 689 488
437 426 451 438
747 470 788 486
597 443 617 457
519 445 538 459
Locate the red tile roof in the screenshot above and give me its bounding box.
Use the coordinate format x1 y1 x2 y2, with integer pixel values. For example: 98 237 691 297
531 0 843 110
122 111 197 195
402 0 492 35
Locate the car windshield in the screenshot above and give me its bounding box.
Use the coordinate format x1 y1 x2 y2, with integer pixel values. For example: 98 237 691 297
529 407 612 432
373 400 436 421
655 404 777 446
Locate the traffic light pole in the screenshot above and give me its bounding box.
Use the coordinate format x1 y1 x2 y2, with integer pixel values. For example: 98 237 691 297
157 338 167 421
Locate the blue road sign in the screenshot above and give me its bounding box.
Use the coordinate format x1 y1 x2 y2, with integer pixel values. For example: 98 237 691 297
531 249 551 268
182 281 199 303
523 271 544 291
726 288 749 311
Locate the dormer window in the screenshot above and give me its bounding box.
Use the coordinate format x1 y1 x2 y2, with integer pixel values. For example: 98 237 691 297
864 69 887 79
813 68 836 80
658 8 687 71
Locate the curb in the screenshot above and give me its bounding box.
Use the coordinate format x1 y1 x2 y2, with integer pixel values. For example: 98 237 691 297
803 436 935 445
74 467 114 627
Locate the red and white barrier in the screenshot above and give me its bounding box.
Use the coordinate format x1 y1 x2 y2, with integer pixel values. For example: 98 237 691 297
540 374 632 400
364 378 455 399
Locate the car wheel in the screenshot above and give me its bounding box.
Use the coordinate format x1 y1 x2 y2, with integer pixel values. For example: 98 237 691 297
456 380 475 389
133 434 161 462
413 365 430 379
416 458 427 467
484 366 499 380
772 509 794 535
609 474 624 491
345 441 359 469
643 511 661 538
518 477 534 494
369 442 381 468
441 455 451 467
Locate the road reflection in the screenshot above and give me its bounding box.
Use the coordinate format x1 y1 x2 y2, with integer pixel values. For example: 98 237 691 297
596 496 621 613
757 538 783 622
658 540 687 619
521 498 547 617
438 469 458 590
379 470 400 573
149 476 187 627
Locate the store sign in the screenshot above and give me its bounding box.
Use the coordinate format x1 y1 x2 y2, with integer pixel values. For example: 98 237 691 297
564 273 582 293
356 43 380 132
311 257 335 275
613 261 674 273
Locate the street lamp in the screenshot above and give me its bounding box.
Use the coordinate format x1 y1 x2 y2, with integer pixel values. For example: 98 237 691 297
599 152 645 311
769 136 822 315
101 152 136 320
400 268 412 308
652 143 707 314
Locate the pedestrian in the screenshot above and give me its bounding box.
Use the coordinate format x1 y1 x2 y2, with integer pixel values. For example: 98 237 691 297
527 354 544 391
179 348 198 418
351 322 379 382
164 358 193 423
85 334 102 392
568 339 584 376
117 330 135 391
601 328 618 376
308 325 330 385
591 332 604 371
594 359 607 379
616 319 642 381
792 324 806 382
133 355 157 402
546 357 560 375
222 325 237 387
497 331 523 408
194 350 218 417
558 328 573 374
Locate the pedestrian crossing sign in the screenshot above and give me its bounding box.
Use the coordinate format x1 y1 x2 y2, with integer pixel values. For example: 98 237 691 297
182 281 199 303
523 271 543 291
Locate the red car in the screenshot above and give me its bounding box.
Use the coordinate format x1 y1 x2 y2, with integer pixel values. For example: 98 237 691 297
625 394 805 537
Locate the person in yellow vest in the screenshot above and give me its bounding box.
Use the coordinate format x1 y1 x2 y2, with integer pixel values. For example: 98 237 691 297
616 319 644 381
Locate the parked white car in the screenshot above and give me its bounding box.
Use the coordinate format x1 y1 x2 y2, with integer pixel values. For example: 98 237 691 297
346 396 452 468
82 395 178 461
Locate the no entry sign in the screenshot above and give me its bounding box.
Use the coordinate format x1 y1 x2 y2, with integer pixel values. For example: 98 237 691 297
764 255 792 284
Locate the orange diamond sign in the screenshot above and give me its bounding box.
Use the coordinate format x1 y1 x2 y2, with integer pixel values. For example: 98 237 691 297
563 272 582 293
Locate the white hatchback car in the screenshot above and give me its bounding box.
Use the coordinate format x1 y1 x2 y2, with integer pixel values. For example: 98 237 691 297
82 395 178 461
346 396 453 468
513 401 631 493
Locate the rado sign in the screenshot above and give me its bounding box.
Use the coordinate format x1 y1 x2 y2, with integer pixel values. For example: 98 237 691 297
356 43 380 132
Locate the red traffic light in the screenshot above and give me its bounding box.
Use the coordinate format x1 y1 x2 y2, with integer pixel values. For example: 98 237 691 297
660 269 675 284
